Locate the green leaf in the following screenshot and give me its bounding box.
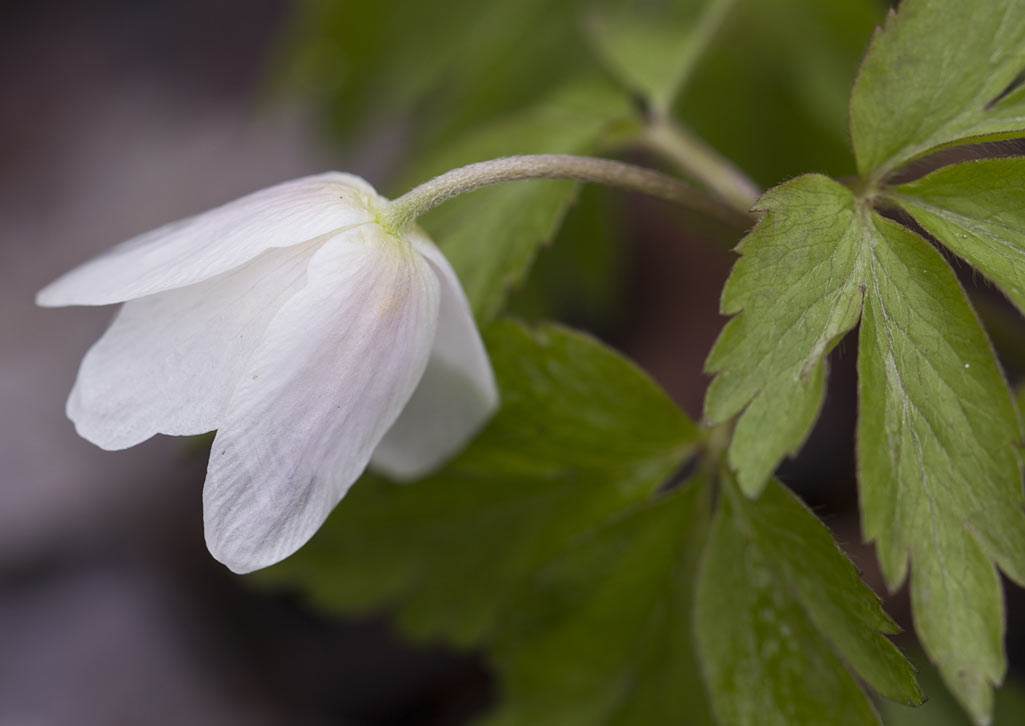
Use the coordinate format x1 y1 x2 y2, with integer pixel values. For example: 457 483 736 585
858 213 1025 724
889 157 1025 313
486 478 713 726
455 319 697 478
849 0 1025 178
407 82 632 323
704 175 865 496
696 478 921 726
255 319 698 647
703 170 1025 722
586 0 735 115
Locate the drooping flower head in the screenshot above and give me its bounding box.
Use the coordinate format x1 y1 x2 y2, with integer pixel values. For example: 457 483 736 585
37 173 498 573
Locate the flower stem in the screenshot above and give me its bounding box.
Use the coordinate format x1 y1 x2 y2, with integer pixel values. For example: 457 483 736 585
640 115 760 214
381 154 752 233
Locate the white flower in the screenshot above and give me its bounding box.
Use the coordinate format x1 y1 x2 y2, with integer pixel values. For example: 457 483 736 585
37 173 498 574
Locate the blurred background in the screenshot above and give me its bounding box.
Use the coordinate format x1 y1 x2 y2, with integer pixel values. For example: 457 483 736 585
2 0 1024 724
2 2 479 723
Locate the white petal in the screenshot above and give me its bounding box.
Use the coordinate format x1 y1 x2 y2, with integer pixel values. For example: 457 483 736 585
67 241 320 450
203 226 440 573
370 230 498 479
37 172 379 307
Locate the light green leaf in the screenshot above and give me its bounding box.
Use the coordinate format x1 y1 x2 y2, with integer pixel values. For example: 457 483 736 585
703 170 1025 722
255 319 698 647
889 157 1025 314
696 478 920 726
406 82 632 323
858 213 1025 724
587 0 735 115
704 175 865 496
486 478 713 726
849 0 1025 178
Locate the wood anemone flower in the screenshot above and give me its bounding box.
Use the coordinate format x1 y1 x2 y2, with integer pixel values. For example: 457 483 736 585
37 173 498 574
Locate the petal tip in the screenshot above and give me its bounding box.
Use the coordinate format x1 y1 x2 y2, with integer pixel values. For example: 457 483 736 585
35 270 118 308
208 545 264 575
67 384 159 451
203 512 304 575
35 282 64 308
202 512 281 575
71 417 155 451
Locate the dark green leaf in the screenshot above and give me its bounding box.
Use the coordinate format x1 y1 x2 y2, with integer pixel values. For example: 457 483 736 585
504 184 626 328
696 479 920 726
679 0 883 185
487 478 713 726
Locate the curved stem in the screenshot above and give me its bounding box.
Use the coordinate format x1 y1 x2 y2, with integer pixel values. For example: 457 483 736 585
381 154 751 233
641 115 761 214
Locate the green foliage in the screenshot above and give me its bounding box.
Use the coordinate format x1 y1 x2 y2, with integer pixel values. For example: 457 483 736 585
269 0 1025 724
890 158 1025 313
857 213 1025 723
850 0 1025 178
256 320 698 646
882 657 1025 726
699 1 1025 720
707 175 1025 722
679 0 885 185
488 471 921 726
279 1 647 327
487 478 713 726
696 478 921 726
704 175 865 496
587 0 735 116
282 0 733 157
503 184 626 328
407 82 632 323
280 0 600 150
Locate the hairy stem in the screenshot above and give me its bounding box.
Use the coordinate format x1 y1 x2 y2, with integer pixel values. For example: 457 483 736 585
641 115 761 214
381 154 751 232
